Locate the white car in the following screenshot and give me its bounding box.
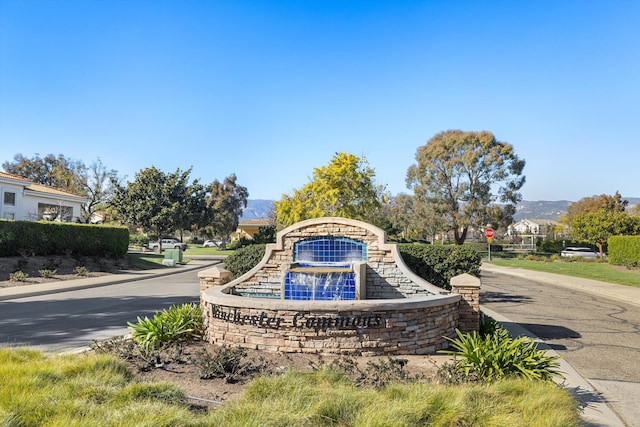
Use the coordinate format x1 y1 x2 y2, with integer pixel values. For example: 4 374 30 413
149 239 187 251
560 247 599 258
203 239 224 248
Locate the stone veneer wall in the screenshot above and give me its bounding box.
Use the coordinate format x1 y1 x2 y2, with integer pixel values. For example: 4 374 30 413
201 293 461 355
228 217 446 299
200 217 480 355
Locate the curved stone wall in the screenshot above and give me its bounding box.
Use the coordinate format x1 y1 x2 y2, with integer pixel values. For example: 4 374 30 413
200 217 480 355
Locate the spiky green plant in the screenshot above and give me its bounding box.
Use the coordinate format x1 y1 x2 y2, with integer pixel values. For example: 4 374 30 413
128 303 203 350
441 327 562 381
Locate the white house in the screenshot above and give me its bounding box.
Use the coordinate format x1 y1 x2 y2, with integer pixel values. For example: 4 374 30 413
507 218 564 237
509 219 542 235
0 171 87 222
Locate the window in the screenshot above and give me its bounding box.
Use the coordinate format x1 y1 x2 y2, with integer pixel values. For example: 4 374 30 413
3 192 15 206
3 213 14 220
38 203 73 222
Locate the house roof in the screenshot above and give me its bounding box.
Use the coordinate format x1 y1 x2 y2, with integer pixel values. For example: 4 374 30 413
513 218 561 226
239 219 270 227
0 171 87 202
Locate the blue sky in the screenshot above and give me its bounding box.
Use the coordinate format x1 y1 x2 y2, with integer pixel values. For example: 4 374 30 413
1 0 638 202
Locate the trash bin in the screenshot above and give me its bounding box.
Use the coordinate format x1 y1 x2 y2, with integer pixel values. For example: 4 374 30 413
164 248 183 264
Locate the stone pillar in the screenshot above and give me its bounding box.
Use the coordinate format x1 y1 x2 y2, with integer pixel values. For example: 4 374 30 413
198 266 232 342
450 273 481 333
198 266 232 293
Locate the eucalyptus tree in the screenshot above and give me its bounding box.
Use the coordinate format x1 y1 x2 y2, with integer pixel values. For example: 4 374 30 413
205 174 249 240
406 130 525 245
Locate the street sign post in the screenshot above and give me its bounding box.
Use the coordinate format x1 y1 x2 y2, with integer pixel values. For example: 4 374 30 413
485 228 494 261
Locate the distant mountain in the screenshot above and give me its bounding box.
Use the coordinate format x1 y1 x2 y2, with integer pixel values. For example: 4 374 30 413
240 199 274 221
513 197 640 221
240 198 640 222
513 200 572 221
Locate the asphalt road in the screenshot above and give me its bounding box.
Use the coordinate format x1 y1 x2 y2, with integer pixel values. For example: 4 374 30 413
0 268 204 352
480 269 640 427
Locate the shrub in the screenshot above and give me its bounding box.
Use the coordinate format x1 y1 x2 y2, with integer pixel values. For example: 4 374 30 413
193 345 260 381
128 233 150 248
399 244 481 289
0 220 129 257
128 303 203 351
39 269 57 278
252 226 277 244
74 265 90 276
9 270 28 282
608 235 640 267
440 327 562 382
224 244 267 278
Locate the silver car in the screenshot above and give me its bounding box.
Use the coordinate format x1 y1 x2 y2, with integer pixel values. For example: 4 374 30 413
560 247 600 258
203 239 224 248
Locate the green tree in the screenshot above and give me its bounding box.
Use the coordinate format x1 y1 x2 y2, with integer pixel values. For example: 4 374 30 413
111 167 199 249
385 194 416 240
406 130 525 245
3 153 85 196
571 209 638 258
4 153 122 223
384 193 448 242
205 174 248 240
275 153 386 227
562 191 628 225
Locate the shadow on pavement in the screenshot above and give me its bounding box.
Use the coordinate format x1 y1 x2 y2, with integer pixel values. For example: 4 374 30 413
480 290 533 304
0 295 200 349
517 323 582 340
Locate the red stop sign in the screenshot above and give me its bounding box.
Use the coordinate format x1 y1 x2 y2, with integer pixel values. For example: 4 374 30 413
485 228 494 238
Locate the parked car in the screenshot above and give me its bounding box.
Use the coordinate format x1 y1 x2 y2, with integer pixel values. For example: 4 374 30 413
149 238 187 251
203 239 224 249
560 247 599 258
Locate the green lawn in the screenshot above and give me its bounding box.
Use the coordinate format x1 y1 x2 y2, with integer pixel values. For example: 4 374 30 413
126 246 232 270
184 244 233 256
486 259 640 288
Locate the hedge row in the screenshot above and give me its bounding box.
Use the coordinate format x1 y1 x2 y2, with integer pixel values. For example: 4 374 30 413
608 236 640 267
398 244 481 290
225 244 267 279
0 220 129 257
224 243 481 290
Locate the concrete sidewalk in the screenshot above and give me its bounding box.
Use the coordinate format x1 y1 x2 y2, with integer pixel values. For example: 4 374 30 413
482 263 638 427
0 258 221 301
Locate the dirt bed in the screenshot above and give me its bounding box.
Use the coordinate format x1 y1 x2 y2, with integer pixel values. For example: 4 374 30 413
114 340 453 409
0 255 137 288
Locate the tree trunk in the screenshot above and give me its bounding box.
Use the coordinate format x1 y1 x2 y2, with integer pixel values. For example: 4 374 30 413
454 227 468 245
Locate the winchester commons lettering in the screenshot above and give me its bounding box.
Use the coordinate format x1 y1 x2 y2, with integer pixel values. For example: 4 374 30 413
211 305 384 330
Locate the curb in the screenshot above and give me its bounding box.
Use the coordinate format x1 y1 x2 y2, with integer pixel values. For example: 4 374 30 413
0 258 223 302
